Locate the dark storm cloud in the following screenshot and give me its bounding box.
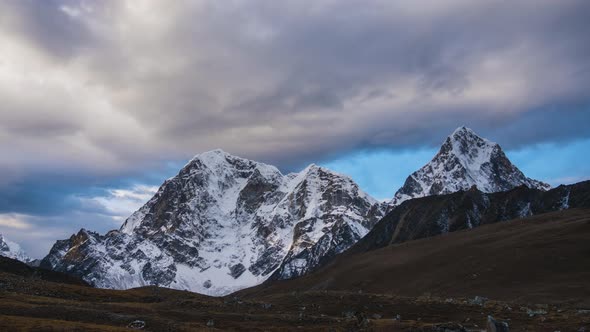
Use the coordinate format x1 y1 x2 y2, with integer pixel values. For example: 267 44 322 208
490 106 590 149
0 173 137 218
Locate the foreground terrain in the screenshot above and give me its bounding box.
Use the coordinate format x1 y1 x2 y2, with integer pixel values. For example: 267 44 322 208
1 209 589 331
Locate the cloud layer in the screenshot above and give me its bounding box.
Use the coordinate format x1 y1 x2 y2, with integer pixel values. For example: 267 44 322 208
1 0 589 174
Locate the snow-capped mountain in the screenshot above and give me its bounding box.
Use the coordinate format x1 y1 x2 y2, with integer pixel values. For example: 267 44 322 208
42 150 384 296
0 234 31 263
391 127 550 206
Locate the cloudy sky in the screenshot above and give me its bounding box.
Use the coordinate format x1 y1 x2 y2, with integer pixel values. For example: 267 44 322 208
0 0 589 257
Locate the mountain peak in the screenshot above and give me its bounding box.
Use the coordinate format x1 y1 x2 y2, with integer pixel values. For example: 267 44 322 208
448 126 494 147
46 152 385 296
302 163 334 175
200 148 229 157
0 234 31 263
390 127 550 205
451 125 476 137
187 148 231 166
442 128 498 175
303 163 318 170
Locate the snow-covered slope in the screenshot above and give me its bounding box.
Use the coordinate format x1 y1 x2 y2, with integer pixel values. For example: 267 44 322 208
0 234 31 263
42 150 385 296
391 127 550 206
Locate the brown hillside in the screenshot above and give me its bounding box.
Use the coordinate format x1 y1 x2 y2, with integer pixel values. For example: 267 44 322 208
241 208 590 307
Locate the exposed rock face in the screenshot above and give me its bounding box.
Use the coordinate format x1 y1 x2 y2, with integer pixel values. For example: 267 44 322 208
391 127 550 206
42 150 384 296
353 180 590 254
0 234 31 264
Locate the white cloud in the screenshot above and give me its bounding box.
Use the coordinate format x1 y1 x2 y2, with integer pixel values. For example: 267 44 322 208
0 214 32 230
87 185 158 220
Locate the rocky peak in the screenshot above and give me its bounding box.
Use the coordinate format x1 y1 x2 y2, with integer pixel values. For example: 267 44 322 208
391 127 550 206
120 149 284 236
450 125 482 141
447 126 495 160
186 149 281 177
43 150 385 296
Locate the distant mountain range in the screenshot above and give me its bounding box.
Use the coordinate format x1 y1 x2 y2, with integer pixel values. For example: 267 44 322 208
41 127 558 295
0 234 31 264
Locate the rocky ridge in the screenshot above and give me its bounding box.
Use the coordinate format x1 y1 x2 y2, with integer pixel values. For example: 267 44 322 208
391 127 550 206
42 150 385 296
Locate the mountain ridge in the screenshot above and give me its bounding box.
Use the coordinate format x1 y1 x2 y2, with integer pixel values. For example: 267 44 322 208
40 127 554 296
354 180 590 254
391 126 550 206
0 234 31 264
42 149 385 296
